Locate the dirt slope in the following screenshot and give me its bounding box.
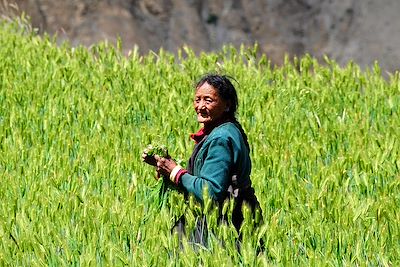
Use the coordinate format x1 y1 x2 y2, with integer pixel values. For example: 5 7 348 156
3 0 400 72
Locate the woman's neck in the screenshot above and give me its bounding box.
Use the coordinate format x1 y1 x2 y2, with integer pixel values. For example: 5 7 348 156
203 115 233 133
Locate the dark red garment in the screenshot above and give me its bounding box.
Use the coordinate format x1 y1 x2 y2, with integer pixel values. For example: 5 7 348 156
190 127 207 144
174 168 187 184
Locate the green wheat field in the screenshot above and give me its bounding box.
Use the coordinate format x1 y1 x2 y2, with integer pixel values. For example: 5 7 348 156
0 16 399 266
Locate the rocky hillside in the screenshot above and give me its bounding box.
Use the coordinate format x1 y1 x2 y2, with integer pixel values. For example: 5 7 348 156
3 0 400 73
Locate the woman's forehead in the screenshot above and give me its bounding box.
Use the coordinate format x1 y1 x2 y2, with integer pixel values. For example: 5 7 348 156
195 82 218 95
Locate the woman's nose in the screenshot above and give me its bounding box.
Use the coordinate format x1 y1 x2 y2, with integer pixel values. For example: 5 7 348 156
196 100 206 109
200 102 208 110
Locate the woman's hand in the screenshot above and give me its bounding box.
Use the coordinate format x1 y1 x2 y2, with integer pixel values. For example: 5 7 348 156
154 155 177 177
142 148 157 166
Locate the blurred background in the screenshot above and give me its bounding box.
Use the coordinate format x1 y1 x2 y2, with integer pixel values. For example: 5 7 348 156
2 0 399 73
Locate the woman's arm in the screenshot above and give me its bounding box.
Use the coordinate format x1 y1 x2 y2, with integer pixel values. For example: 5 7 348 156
151 137 235 202
180 138 233 202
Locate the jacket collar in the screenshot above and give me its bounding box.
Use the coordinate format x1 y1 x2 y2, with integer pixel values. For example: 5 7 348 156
190 117 233 143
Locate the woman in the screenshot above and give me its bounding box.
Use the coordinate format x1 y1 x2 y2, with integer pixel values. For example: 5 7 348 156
143 74 262 237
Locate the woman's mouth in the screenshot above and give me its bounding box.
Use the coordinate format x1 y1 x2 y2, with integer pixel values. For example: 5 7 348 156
198 112 208 117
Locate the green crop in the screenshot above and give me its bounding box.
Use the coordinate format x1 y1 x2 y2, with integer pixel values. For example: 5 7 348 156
1 15 400 266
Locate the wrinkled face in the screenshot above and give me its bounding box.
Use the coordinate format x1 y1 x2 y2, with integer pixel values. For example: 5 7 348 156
194 82 228 126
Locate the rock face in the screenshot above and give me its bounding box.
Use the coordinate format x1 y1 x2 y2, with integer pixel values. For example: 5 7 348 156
3 0 400 72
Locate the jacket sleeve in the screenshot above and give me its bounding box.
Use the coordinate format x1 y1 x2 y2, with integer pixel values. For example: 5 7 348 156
179 137 233 202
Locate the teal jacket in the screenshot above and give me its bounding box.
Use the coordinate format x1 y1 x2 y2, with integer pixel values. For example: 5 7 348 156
179 122 252 202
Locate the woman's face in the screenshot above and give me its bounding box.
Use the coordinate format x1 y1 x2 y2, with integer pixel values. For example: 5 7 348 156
194 82 228 126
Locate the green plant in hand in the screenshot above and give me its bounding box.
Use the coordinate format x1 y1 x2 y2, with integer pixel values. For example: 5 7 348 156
144 144 169 158
142 144 173 209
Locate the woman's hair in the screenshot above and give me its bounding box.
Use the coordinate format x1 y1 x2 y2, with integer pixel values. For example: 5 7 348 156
195 74 250 150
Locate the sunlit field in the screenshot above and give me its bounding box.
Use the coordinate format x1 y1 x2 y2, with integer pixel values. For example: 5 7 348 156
1 17 399 266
